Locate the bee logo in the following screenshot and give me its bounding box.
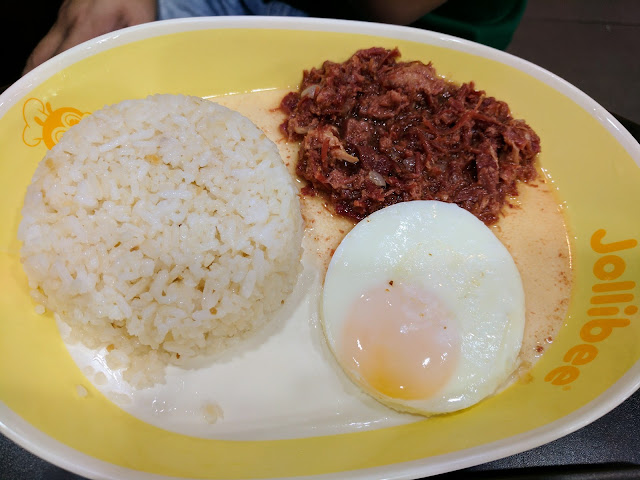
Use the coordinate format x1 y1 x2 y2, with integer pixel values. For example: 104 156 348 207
22 98 90 149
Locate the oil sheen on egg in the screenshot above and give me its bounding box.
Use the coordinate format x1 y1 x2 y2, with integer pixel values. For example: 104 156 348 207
322 200 526 415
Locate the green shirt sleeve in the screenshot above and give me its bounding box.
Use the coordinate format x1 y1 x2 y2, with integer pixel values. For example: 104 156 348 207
411 0 528 50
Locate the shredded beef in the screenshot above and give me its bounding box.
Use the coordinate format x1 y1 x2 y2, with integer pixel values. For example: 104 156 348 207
280 47 541 225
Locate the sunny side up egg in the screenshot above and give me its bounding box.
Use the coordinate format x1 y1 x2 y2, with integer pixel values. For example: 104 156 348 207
322 200 526 415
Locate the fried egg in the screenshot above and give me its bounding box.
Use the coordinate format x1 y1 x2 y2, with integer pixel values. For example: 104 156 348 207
322 200 525 415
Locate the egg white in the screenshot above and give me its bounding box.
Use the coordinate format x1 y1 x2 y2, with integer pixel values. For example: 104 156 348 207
322 200 526 415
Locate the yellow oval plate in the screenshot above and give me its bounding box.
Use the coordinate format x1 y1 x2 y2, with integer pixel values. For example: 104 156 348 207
1 17 639 480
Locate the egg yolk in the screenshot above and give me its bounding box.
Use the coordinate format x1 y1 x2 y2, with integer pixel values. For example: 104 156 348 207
338 282 460 401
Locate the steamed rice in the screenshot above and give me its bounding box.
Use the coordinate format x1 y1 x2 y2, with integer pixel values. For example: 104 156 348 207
18 94 303 388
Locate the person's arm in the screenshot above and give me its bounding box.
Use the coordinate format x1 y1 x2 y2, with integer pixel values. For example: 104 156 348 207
23 0 156 74
347 0 448 25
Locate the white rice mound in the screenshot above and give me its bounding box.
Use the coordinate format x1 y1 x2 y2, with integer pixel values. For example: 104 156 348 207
18 94 303 388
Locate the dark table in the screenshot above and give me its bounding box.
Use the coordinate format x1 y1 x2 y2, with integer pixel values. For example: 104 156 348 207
2 116 639 480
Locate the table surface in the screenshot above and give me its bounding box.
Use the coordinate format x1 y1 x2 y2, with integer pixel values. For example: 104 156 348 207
2 116 639 480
